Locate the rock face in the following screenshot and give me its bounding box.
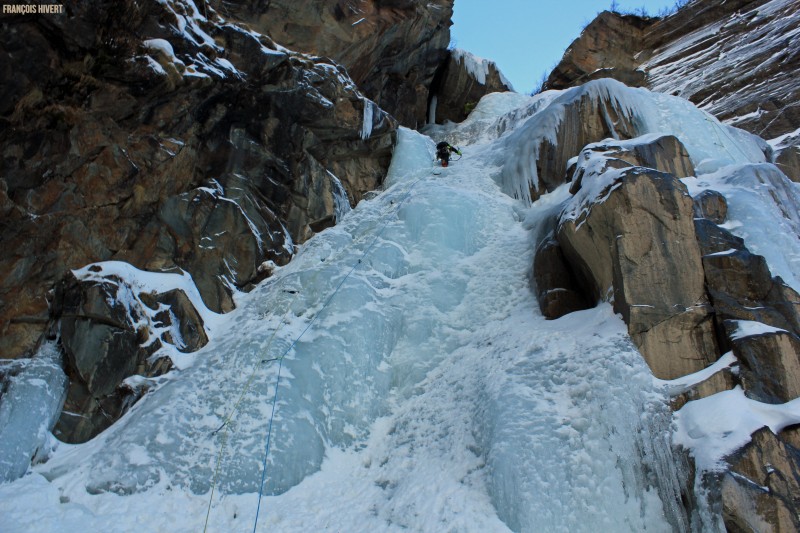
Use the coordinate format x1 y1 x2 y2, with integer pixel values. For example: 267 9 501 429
0 0 397 362
544 11 652 90
218 0 455 128
428 49 513 125
527 117 721 380
723 427 800 532
0 0 402 440
544 0 800 179
532 235 591 319
559 161 716 379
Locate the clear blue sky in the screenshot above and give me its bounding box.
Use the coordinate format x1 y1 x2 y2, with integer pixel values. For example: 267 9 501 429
451 0 681 94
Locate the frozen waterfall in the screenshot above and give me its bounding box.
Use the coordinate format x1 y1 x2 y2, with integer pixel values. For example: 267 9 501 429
1 83 713 532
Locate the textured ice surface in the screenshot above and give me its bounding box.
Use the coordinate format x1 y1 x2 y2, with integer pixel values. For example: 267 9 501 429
7 84 784 532
0 342 67 482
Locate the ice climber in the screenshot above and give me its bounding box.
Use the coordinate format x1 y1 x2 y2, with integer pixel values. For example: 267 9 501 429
436 141 461 167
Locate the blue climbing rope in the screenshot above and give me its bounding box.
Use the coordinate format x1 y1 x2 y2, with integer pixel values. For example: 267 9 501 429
251 172 429 531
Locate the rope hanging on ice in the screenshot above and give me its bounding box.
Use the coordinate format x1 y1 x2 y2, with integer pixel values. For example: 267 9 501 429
202 285 302 533
251 171 430 531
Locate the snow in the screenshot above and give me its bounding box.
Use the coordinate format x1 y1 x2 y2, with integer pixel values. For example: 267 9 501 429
654 352 738 397
768 127 800 150
143 38 184 67
674 387 800 472
142 56 167 76
3 79 797 532
729 320 789 340
155 0 218 50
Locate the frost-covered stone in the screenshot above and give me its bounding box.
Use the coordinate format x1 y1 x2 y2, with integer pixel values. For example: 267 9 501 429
499 79 767 205
568 134 694 194
49 264 215 443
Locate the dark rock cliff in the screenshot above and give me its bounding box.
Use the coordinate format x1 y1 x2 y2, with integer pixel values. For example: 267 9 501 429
217 0 455 128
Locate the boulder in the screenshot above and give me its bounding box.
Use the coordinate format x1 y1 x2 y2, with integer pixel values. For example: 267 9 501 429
724 322 800 405
558 167 717 378
49 269 209 442
670 367 736 411
693 190 728 224
722 427 800 533
139 289 208 353
569 135 695 195
50 273 161 442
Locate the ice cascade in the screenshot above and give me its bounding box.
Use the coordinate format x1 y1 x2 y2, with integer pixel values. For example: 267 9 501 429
0 86 741 533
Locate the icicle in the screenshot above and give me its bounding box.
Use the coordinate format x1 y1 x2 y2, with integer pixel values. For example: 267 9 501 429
327 169 352 222
428 94 438 125
360 99 374 140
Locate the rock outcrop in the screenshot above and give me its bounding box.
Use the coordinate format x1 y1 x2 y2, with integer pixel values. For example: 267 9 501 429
0 0 397 363
217 0 455 128
559 160 716 379
544 0 800 180
532 235 591 319
544 10 652 90
50 264 213 442
521 78 800 527
428 49 513 125
723 427 800 532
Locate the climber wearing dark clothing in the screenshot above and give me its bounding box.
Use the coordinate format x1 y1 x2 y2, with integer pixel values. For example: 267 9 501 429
436 141 461 167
